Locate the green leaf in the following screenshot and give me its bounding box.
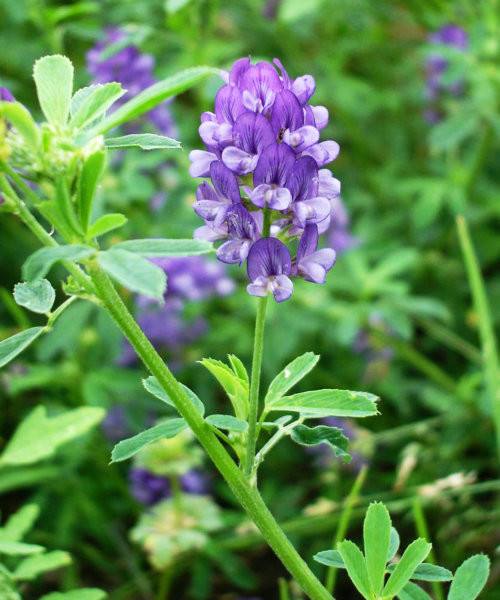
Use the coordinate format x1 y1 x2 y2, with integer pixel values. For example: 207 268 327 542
98 249 166 299
290 424 350 462
265 352 319 406
364 502 391 597
388 527 400 562
313 549 345 569
227 354 249 384
33 55 74 125
0 101 40 149
70 83 125 129
87 66 218 136
113 238 213 257
39 590 107 600
0 541 44 556
22 245 94 281
0 504 39 542
448 554 490 600
269 389 379 418
77 149 106 231
87 214 127 239
205 414 248 433
105 133 181 150
382 539 431 598
0 406 105 466
111 419 187 463
387 562 452 582
199 358 249 420
429 110 478 152
13 279 55 314
397 582 433 600
13 550 71 581
0 327 45 368
338 540 372 599
142 376 205 416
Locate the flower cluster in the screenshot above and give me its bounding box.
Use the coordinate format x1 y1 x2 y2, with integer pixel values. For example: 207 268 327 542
87 28 176 136
129 467 209 506
425 24 468 123
190 57 341 302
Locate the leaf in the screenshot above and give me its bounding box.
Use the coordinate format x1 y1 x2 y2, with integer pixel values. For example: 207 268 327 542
388 527 400 562
387 562 452 582
0 406 105 466
448 554 490 600
39 590 107 600
77 149 106 231
105 133 182 150
227 354 249 384
205 414 248 433
13 279 55 314
199 358 249 420
70 83 125 129
264 352 319 406
430 111 478 153
98 249 166 299
382 539 431 598
338 540 371 599
143 376 205 416
33 55 74 125
0 541 44 556
87 214 127 239
397 581 433 600
364 502 392 597
22 245 94 281
111 418 187 463
290 424 350 462
87 66 219 136
269 389 379 418
13 550 71 581
0 504 39 542
313 549 345 569
0 101 39 149
113 238 213 257
0 327 44 368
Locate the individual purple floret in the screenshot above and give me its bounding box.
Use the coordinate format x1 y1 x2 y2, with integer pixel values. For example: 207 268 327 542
190 57 340 302
129 468 210 506
0 87 15 102
425 24 469 122
86 27 176 136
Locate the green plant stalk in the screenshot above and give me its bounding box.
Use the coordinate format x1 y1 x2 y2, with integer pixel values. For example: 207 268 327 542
412 498 443 600
87 263 332 600
325 465 368 593
456 215 500 459
243 295 269 478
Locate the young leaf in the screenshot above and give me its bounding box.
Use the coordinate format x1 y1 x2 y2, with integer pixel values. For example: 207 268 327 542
0 101 40 149
264 352 319 406
338 540 371 599
387 562 452 582
13 280 55 314
388 527 401 562
113 238 213 257
105 133 181 150
0 541 44 556
0 406 105 466
382 539 431 598
33 55 73 125
98 249 166 299
87 66 218 136
227 354 249 384
22 245 94 281
70 83 125 129
397 582 433 600
0 504 39 542
199 358 249 420
269 389 379 418
77 149 106 231
0 327 44 369
290 424 350 462
39 590 107 600
313 549 346 569
364 502 392 597
111 418 187 463
205 414 248 433
13 550 71 581
448 554 490 600
142 376 205 416
87 214 127 239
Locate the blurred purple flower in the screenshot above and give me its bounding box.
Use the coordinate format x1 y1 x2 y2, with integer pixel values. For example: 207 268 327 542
0 87 15 102
102 405 130 442
129 468 210 506
327 196 358 254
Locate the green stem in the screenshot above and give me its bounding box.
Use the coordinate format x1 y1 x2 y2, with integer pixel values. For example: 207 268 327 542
412 498 444 600
156 568 172 600
87 263 332 600
325 466 368 594
456 215 500 460
244 295 269 478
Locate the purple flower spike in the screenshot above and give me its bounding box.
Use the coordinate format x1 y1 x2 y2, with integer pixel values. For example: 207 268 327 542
217 204 259 264
247 238 293 303
0 87 15 102
295 224 336 283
